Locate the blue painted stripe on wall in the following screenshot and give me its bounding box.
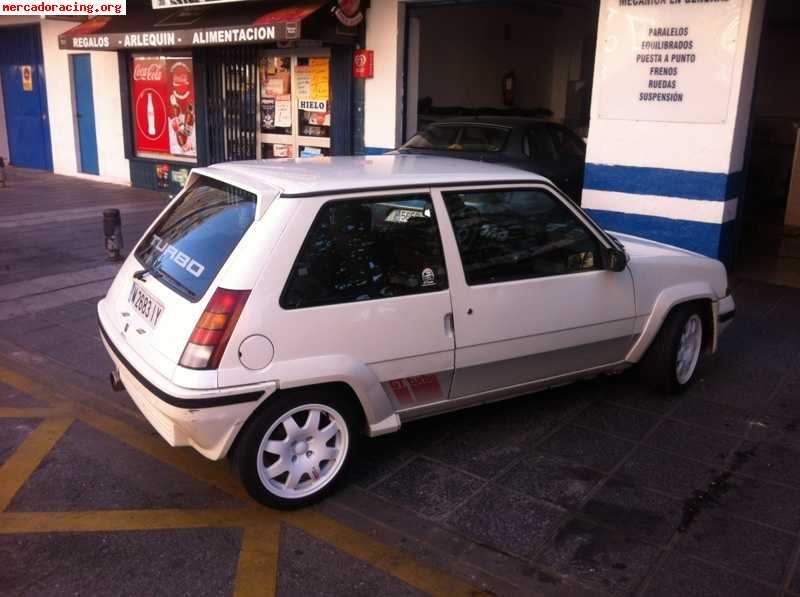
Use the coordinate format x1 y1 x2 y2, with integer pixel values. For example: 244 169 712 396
584 164 743 202
363 147 393 155
586 208 737 261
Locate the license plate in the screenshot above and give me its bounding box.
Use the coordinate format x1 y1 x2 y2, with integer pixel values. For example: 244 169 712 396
128 282 164 329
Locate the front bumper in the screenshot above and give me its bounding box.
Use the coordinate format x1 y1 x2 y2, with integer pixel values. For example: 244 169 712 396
99 319 276 460
717 293 736 335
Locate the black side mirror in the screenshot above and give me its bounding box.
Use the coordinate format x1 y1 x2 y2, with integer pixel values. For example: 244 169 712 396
605 247 628 272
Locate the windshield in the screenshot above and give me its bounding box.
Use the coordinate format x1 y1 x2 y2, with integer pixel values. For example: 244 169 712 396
135 176 257 301
402 124 511 153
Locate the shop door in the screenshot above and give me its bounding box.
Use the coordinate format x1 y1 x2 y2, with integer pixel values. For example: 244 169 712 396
259 52 331 159
0 25 52 170
70 54 99 175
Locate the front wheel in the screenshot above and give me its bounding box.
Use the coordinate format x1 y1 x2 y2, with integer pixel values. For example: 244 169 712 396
235 392 357 509
640 304 704 394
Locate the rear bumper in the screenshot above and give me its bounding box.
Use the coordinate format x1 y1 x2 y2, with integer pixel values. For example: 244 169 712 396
98 315 275 460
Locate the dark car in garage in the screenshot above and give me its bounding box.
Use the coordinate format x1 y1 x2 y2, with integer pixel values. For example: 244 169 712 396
394 117 587 204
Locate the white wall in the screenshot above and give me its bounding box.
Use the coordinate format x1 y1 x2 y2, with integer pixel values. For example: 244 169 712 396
364 0 401 151
40 19 130 184
585 0 765 175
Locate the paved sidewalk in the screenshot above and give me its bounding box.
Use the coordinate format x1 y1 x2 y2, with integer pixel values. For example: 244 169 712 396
3 168 800 597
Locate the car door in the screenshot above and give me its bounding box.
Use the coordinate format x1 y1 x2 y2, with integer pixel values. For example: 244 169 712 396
432 185 637 399
273 191 456 411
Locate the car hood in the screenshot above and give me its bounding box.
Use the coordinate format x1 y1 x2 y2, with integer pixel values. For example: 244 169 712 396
610 232 704 260
610 232 729 301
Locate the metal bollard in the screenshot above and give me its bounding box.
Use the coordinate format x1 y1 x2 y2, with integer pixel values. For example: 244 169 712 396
0 157 7 188
103 208 124 261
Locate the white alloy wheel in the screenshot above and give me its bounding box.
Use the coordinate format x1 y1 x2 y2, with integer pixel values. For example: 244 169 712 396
675 314 703 385
256 403 349 500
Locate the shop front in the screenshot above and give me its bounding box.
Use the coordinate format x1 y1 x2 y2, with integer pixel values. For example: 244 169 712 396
58 0 365 193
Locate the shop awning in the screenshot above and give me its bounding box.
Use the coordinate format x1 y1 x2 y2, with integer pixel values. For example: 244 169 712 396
58 1 328 51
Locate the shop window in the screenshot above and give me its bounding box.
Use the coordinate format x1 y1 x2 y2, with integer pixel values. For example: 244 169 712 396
130 54 197 163
281 196 448 309
259 53 331 159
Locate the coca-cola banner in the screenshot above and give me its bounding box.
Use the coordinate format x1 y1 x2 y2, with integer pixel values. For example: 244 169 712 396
131 55 196 159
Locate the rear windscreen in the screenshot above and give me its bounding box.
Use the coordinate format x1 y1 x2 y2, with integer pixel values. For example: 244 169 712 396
402 125 510 152
135 176 257 301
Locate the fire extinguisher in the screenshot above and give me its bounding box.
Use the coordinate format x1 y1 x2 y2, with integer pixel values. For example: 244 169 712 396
502 71 515 107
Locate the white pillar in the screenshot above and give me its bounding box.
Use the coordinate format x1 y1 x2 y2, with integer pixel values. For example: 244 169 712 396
582 0 766 263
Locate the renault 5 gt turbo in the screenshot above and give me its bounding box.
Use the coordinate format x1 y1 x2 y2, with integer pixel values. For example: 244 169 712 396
99 155 735 509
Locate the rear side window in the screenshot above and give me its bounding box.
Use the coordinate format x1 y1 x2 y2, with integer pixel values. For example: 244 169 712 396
281 195 448 309
135 176 256 301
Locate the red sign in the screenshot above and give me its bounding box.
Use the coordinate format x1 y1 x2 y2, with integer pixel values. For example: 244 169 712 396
132 57 170 155
352 49 373 79
130 56 196 158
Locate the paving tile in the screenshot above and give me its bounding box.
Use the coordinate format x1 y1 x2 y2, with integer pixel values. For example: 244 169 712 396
615 446 720 499
571 401 662 441
277 525 425 597
735 440 800 489
603 379 682 415
498 453 602 510
642 552 776 597
670 399 754 436
0 418 40 467
791 563 800 596
714 474 800 533
8 420 243 511
536 425 635 473
581 478 683 545
345 434 415 489
678 512 796 584
446 484 564 559
419 414 533 480
644 419 741 465
768 380 800 420
747 415 800 452
371 457 485 519
536 517 662 595
0 528 242 597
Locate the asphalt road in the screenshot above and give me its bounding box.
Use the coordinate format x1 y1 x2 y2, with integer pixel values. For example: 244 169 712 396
2 167 800 597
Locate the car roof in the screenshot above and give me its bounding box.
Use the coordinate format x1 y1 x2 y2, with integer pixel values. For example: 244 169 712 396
422 116 555 128
193 154 546 198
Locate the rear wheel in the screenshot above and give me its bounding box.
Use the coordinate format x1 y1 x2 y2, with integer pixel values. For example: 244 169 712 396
236 391 357 509
640 304 704 394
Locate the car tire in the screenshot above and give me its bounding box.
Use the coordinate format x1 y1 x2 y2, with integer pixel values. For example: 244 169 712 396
640 304 704 394
235 390 358 509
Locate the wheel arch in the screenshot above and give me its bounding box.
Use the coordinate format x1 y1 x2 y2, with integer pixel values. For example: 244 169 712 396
627 283 717 363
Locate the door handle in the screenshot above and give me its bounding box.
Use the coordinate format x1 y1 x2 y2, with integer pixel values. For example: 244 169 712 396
444 313 454 338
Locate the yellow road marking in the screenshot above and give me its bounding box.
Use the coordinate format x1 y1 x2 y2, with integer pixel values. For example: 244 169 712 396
0 360 485 596
0 364 65 407
234 520 281 597
0 416 73 511
78 410 250 502
0 508 251 534
287 510 482 597
0 407 69 418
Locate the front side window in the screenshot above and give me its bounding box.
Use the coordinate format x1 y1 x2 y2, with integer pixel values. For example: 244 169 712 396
136 176 256 300
443 188 601 285
281 195 448 309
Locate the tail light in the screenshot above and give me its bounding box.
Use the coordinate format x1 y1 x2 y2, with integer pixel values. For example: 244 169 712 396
180 288 250 370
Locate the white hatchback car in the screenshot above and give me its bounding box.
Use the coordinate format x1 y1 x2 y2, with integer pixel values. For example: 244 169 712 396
99 155 735 508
